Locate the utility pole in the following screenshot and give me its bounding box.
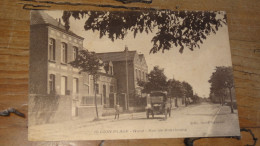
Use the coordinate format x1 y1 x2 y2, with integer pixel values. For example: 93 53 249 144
125 45 129 110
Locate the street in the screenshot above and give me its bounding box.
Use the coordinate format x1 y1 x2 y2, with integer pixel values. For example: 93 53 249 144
29 102 240 141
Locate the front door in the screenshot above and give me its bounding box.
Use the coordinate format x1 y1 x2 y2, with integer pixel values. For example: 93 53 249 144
103 85 106 104
72 78 78 117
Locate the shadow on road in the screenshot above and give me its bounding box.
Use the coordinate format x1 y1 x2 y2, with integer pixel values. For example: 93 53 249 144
129 117 171 121
131 117 162 120
185 113 231 116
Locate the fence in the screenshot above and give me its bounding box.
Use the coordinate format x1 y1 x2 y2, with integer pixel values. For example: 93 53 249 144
81 95 102 106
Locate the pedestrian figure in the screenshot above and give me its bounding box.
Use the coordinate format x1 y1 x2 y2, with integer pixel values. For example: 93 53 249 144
114 104 120 119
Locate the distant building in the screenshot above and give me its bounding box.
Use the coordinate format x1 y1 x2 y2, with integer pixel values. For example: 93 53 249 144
96 47 148 109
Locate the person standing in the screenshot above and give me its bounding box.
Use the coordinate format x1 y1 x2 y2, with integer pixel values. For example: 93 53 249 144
114 104 120 119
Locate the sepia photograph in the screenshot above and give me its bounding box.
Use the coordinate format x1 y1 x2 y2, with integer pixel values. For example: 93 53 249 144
28 10 240 141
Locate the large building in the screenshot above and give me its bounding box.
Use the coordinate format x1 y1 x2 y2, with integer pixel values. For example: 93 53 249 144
30 11 85 97
29 11 117 123
29 11 149 125
96 47 148 109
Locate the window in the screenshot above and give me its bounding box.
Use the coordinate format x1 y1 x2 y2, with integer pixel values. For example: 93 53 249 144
48 38 55 61
143 72 145 81
84 85 89 94
49 74 55 94
110 85 114 93
84 73 89 84
95 83 99 94
61 42 67 63
61 76 67 95
136 69 138 79
109 66 113 75
73 47 78 61
139 70 141 80
73 78 79 94
103 85 106 104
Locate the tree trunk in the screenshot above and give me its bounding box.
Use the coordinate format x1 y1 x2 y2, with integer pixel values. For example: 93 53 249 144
94 76 99 118
228 87 234 113
175 97 178 107
184 95 187 107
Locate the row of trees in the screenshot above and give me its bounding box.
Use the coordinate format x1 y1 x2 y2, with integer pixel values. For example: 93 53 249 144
62 11 226 54
138 66 201 106
208 66 235 113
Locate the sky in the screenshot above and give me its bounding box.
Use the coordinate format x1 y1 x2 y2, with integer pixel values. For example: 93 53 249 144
46 11 233 98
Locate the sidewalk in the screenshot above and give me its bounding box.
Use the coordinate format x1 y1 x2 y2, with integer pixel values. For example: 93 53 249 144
29 111 147 139
64 111 146 128
207 105 240 136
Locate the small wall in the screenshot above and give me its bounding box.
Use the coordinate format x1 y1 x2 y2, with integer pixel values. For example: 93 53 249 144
172 98 184 107
29 94 72 126
77 105 103 120
129 106 145 112
102 107 123 116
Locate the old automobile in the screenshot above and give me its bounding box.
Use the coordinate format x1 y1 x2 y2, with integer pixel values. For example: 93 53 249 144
145 91 172 119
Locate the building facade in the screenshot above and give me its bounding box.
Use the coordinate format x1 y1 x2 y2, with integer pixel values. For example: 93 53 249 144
29 11 117 123
29 11 149 125
30 11 85 97
96 47 148 109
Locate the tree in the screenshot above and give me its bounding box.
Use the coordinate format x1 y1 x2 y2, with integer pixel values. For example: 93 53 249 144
168 79 183 97
209 87 228 105
167 78 183 107
182 81 193 106
182 81 193 98
62 10 226 54
208 66 234 113
193 93 201 103
138 66 167 93
69 49 103 119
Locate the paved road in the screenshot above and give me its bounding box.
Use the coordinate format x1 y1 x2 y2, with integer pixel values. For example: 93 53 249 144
29 102 240 141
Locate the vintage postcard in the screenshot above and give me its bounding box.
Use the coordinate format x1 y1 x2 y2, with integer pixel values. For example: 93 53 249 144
28 10 240 141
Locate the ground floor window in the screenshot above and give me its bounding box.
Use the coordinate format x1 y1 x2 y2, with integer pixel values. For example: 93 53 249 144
61 76 67 95
73 78 79 94
94 83 99 94
103 85 106 104
49 74 55 94
110 85 114 93
81 96 102 105
84 84 89 94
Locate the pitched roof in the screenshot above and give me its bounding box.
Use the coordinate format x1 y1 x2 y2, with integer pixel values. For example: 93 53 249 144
96 51 137 62
30 11 84 40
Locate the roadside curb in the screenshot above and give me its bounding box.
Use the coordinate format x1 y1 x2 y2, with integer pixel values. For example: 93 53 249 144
206 105 223 134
